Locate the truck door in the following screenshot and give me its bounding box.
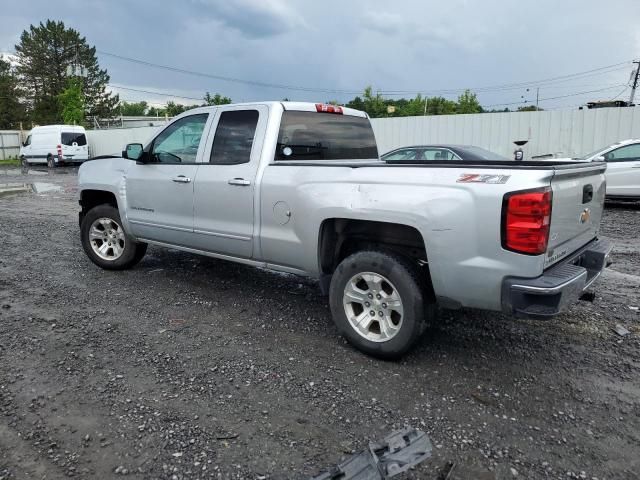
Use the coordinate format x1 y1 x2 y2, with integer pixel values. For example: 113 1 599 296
191 105 268 258
125 113 210 246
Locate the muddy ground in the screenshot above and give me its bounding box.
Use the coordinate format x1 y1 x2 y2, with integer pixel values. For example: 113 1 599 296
0 167 639 480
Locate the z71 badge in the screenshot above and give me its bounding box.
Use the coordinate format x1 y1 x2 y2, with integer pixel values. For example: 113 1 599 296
457 173 511 184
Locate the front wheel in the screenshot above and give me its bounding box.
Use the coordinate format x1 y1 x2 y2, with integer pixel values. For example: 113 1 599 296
329 250 435 359
80 204 147 270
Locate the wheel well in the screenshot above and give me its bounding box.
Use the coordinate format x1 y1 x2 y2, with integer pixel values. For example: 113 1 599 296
80 190 118 215
318 218 431 280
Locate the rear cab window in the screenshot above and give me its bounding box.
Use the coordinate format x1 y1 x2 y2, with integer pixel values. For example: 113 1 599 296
210 110 259 164
62 132 87 146
275 110 378 161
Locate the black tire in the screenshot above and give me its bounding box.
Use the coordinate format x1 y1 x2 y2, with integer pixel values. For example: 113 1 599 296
329 250 435 359
20 156 29 172
47 154 55 169
80 204 147 270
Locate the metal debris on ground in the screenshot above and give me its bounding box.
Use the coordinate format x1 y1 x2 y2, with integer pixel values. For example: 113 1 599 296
310 427 432 480
443 462 497 480
613 324 630 337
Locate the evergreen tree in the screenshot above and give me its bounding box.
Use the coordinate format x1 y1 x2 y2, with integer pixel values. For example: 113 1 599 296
0 57 26 129
15 20 119 124
58 78 84 125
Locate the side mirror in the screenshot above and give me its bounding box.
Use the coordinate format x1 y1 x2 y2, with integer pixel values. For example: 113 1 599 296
595 155 605 161
123 143 144 161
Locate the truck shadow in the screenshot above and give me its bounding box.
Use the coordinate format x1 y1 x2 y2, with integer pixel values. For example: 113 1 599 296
141 246 599 374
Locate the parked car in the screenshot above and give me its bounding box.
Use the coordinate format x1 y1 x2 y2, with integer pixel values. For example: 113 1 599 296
77 102 611 358
573 139 640 199
382 145 508 162
20 125 89 168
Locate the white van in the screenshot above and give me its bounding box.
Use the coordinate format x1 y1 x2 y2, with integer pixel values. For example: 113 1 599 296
20 125 89 168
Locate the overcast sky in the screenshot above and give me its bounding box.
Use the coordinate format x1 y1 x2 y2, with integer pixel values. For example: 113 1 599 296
1 0 639 109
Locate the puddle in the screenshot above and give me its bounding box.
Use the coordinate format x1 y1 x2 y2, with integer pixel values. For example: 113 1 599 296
0 182 63 197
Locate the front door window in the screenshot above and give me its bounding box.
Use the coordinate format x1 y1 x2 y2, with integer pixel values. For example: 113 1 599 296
150 113 209 164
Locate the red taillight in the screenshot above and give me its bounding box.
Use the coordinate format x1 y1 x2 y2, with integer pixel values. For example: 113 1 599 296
502 188 552 255
315 103 343 114
57 144 63 159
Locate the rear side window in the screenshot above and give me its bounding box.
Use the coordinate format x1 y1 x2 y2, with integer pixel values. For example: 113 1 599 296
275 111 378 161
210 110 259 165
62 132 87 146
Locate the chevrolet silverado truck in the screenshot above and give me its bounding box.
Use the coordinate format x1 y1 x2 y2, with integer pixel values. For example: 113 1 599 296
78 102 612 358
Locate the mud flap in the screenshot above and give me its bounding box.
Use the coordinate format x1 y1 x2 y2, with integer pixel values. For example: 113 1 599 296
311 427 432 480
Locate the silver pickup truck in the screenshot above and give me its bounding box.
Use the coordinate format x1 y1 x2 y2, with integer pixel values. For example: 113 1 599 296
78 102 612 358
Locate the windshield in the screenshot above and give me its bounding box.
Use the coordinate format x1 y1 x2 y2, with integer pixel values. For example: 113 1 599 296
578 145 611 160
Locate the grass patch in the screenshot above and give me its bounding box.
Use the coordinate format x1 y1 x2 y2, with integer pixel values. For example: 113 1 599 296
0 158 21 167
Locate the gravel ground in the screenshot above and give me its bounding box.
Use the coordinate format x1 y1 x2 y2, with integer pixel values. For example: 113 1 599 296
0 168 639 480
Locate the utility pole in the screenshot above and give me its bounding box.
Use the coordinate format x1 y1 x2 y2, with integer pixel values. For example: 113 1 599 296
630 60 640 105
535 87 540 110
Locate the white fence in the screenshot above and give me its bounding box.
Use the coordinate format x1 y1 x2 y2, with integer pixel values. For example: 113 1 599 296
0 130 23 160
370 106 640 159
86 126 160 157
4 106 640 160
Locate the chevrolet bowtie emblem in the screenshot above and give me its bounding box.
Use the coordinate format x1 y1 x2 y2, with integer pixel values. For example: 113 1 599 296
579 208 591 224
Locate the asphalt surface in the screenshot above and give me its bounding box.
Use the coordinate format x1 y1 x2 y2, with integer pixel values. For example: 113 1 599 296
1 167 639 480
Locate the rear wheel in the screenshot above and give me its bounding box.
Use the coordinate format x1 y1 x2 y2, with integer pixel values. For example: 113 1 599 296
329 250 435 359
80 204 147 270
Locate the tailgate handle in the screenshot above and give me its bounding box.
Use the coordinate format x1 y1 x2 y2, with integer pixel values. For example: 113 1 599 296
582 184 593 204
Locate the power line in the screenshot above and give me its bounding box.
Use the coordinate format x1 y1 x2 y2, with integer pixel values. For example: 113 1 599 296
108 83 204 101
609 85 629 101
378 65 632 96
483 85 626 108
98 50 362 95
97 49 636 98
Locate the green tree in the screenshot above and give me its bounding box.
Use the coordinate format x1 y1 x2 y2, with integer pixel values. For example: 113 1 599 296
345 96 365 111
119 101 148 116
203 92 232 105
15 20 119 124
400 94 427 116
0 57 26 129
58 78 84 124
425 96 458 115
517 105 543 112
146 106 166 117
360 86 387 118
456 89 483 114
165 102 191 117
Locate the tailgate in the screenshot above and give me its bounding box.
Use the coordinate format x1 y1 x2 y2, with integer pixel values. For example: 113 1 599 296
545 163 607 268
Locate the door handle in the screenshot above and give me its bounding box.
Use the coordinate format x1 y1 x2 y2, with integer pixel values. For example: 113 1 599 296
228 178 251 186
172 175 191 183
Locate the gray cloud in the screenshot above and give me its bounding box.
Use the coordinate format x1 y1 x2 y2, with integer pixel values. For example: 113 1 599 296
192 0 307 38
0 0 638 109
